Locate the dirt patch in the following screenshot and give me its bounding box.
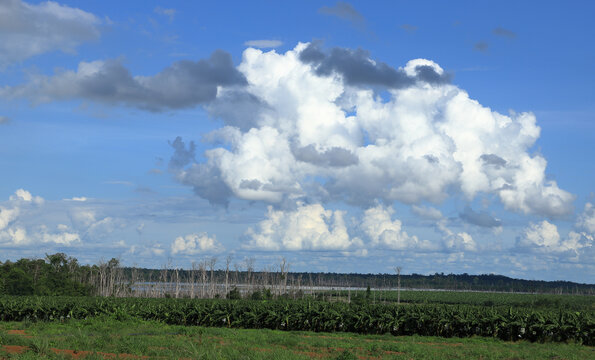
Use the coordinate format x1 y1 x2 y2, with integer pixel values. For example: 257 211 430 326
205 335 226 345
5 329 33 339
1 345 28 354
51 348 151 359
384 350 404 355
300 335 355 341
293 350 329 359
415 341 463 347
6 330 26 335
2 345 150 359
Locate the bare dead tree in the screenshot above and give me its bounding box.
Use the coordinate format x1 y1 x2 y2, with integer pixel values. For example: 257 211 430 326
233 262 240 296
208 257 217 298
224 255 232 298
279 257 289 297
261 265 270 297
159 261 170 298
395 266 402 304
199 260 207 298
296 274 302 300
245 257 255 295
174 266 180 298
190 262 199 299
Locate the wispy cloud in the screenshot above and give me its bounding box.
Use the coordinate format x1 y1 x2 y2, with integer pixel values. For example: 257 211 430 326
474 41 489 53
318 1 365 29
244 39 283 49
0 0 100 68
400 24 418 33
104 180 134 186
154 6 176 22
493 27 516 39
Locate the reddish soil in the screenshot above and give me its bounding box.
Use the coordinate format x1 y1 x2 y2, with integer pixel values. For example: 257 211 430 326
299 334 355 340
5 329 33 339
6 330 26 335
415 341 463 347
1 345 28 354
293 350 328 359
51 348 150 359
1 344 151 359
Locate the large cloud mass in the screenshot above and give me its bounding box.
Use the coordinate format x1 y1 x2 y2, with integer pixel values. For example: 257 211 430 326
0 0 100 68
174 43 573 217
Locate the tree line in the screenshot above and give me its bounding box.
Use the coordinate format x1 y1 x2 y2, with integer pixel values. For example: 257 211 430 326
1 253 593 297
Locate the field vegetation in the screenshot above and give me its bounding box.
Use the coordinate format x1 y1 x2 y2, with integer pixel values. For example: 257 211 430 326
1 317 594 359
0 296 593 345
1 254 594 358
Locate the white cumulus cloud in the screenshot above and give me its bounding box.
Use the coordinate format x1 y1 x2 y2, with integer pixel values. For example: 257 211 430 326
0 189 80 246
245 203 362 251
577 202 595 234
172 43 573 218
171 233 224 255
361 205 419 250
437 219 477 252
517 220 593 254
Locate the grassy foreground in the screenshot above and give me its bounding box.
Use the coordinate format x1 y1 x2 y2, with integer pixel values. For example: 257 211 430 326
0 317 593 360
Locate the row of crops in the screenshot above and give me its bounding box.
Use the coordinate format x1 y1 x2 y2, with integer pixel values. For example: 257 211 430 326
1 296 593 345
343 290 595 310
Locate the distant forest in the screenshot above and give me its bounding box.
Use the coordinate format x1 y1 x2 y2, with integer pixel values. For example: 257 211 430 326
1 253 593 297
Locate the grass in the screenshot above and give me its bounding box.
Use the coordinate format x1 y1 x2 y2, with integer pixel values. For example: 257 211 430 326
1 317 593 359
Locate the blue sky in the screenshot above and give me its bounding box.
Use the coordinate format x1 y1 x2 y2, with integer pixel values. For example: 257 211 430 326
0 0 594 282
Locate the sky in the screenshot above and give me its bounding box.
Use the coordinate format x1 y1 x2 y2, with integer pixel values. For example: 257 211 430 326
0 0 594 282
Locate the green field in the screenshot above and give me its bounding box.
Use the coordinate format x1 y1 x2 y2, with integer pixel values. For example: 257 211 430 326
1 317 594 359
1 295 593 345
1 292 593 359
327 289 595 310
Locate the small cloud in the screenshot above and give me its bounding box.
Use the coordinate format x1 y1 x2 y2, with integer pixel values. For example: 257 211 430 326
154 6 176 22
0 116 10 124
64 197 87 202
169 52 191 58
244 40 283 49
10 189 44 204
104 180 134 186
318 1 365 28
459 206 502 228
411 205 443 221
493 27 516 39
148 168 163 175
474 41 489 53
136 223 145 235
135 186 156 194
171 233 224 255
437 220 477 252
400 24 418 33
